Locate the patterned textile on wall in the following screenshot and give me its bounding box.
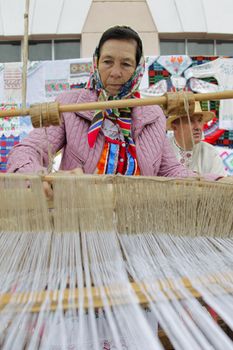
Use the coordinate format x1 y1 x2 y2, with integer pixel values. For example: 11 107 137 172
0 103 33 172
148 56 233 147
45 80 70 98
69 61 92 90
0 104 20 172
0 135 19 172
219 147 233 174
44 60 93 97
44 59 93 101
0 58 92 172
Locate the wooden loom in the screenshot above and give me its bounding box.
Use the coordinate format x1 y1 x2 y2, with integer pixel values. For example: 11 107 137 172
1 89 233 127
0 0 232 346
0 89 233 348
1 172 233 349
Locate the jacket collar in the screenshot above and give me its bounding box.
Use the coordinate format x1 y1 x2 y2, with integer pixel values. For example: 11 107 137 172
74 89 97 121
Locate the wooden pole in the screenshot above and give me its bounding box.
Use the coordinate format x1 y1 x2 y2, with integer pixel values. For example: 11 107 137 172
0 90 233 118
0 277 201 312
22 0 30 109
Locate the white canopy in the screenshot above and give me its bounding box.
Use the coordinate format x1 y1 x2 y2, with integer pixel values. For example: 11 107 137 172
0 0 232 37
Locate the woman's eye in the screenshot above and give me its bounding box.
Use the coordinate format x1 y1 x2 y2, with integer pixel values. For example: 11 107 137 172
103 60 112 65
122 62 131 67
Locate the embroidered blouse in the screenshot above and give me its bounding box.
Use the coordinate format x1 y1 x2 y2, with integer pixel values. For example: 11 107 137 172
96 119 140 175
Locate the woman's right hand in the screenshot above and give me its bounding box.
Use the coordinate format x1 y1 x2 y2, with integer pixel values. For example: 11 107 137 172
43 180 54 200
43 167 84 199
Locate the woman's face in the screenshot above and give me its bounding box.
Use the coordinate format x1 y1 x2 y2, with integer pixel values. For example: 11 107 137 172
98 39 137 96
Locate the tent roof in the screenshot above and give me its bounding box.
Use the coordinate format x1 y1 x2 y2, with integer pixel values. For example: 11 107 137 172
0 0 232 37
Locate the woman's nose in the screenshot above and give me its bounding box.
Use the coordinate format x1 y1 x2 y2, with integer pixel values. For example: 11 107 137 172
109 64 122 78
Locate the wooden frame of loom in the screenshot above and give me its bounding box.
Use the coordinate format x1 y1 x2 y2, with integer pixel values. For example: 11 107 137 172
0 90 233 123
1 166 233 348
0 258 231 313
0 83 233 313
0 91 233 348
1 272 231 312
1 174 233 308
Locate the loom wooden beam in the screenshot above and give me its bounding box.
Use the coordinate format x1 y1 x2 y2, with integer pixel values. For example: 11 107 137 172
0 273 232 313
5 173 229 210
0 277 201 313
0 279 229 348
0 90 233 121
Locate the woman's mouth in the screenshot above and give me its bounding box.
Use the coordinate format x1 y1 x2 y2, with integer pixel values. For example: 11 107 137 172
108 84 122 88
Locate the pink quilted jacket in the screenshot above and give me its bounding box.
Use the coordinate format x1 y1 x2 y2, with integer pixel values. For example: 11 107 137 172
7 89 216 179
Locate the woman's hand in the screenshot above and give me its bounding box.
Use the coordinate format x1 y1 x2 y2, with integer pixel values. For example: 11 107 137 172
43 167 84 199
43 180 54 200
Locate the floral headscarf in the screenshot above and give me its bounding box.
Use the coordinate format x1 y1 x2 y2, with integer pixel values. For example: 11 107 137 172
86 47 145 148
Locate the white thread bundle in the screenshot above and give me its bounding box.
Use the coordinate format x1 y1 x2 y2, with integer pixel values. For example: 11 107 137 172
0 174 233 349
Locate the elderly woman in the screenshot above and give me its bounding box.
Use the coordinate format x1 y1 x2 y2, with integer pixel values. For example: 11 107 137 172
7 25 218 197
